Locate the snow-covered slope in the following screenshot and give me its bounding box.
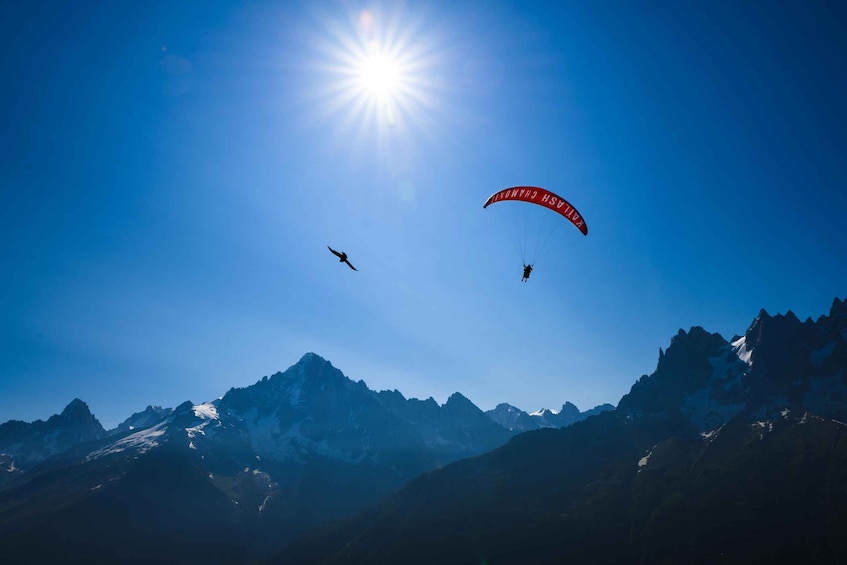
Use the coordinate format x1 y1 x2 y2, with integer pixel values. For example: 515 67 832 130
110 405 173 435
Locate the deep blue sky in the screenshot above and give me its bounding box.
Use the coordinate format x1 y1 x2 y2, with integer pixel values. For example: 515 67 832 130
2 0 845 428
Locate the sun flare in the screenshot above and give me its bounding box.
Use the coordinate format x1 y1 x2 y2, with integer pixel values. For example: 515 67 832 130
312 6 441 137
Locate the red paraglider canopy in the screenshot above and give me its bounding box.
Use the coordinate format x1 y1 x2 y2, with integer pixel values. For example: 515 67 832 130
483 186 588 236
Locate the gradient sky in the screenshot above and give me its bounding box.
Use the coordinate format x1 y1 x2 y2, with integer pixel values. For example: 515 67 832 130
2 0 845 429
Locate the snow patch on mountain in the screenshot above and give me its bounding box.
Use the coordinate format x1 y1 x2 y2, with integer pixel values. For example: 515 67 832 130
731 336 753 365
185 402 225 445
529 408 558 417
487 402 613 432
193 403 220 421
752 420 774 439
700 426 722 441
87 421 167 461
638 451 652 469
2 454 17 473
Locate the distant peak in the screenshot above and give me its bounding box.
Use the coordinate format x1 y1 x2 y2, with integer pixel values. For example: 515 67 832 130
52 398 105 437
669 328 688 346
831 297 847 318
381 389 407 401
298 352 329 364
444 392 481 415
445 392 471 405
493 403 519 411
560 401 580 415
174 400 195 413
61 398 92 417
291 352 351 386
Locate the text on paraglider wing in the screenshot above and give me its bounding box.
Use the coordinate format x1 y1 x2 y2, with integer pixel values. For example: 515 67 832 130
488 187 586 232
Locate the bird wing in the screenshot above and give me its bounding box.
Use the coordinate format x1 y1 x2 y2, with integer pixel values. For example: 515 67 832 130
344 260 358 271
327 246 343 259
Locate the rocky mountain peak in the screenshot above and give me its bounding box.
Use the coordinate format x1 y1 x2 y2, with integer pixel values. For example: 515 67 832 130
60 398 91 418
559 401 581 419
51 398 105 437
295 352 335 375
618 298 847 431
0 399 106 485
112 405 174 435
617 325 731 420
831 296 846 314
444 392 477 412
486 401 614 432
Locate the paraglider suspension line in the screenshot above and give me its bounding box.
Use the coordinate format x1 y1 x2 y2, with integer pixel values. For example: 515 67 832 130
531 219 565 265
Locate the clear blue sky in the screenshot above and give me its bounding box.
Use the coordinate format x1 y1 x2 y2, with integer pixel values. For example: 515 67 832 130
2 0 845 429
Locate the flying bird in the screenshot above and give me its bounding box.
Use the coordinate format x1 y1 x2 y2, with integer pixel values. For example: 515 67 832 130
327 246 358 271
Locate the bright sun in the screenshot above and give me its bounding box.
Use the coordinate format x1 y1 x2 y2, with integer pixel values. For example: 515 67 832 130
357 46 402 100
315 7 440 135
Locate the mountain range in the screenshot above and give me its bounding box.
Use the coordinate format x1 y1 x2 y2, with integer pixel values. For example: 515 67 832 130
0 352 602 564
275 298 847 564
0 398 106 488
486 401 615 432
2 297 845 564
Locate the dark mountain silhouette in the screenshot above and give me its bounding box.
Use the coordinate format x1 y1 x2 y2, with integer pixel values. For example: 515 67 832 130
274 298 847 565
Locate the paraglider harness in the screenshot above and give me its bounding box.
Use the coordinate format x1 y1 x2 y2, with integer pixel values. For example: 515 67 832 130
522 264 533 282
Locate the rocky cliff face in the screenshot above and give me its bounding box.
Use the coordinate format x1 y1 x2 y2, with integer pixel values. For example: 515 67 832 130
618 298 847 431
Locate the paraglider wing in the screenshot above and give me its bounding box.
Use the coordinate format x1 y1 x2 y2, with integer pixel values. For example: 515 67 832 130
483 186 588 236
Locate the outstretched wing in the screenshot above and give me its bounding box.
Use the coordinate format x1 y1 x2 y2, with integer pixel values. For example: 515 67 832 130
344 260 358 271
327 245 343 259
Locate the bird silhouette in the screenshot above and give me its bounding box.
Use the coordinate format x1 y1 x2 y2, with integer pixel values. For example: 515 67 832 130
327 246 358 271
